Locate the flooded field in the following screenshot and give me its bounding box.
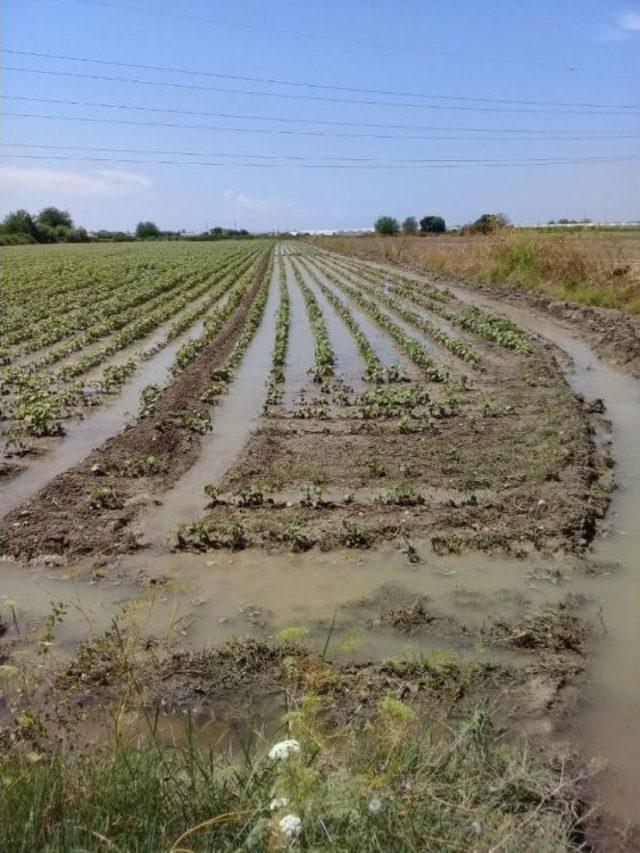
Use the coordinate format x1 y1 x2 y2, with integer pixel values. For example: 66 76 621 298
1 240 638 849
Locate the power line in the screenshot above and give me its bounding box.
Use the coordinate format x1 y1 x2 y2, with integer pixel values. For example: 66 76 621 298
3 48 636 111
3 65 635 116
4 151 637 170
6 141 636 165
46 0 639 77
7 110 637 145
4 96 636 140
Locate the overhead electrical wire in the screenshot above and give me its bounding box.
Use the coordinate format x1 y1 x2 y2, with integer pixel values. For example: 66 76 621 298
5 111 638 146
5 141 636 165
4 150 637 171
2 49 636 111
3 95 635 139
2 65 635 116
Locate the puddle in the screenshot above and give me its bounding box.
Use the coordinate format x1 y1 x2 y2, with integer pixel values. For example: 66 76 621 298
292 256 366 391
300 255 417 375
0 318 214 518
447 282 640 823
281 254 316 405
2 247 638 824
141 267 280 546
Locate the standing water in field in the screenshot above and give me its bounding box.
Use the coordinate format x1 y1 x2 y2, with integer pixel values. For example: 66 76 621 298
142 270 280 547
0 317 215 518
293 258 366 391
280 255 316 404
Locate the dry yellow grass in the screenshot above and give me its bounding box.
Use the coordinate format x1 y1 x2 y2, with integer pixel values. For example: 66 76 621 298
314 231 640 314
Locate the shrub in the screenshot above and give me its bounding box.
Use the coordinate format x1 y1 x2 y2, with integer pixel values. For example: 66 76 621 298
420 215 446 234
401 216 418 234
374 216 400 236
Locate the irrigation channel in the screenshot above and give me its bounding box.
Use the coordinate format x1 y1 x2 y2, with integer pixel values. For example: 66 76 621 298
0 242 638 834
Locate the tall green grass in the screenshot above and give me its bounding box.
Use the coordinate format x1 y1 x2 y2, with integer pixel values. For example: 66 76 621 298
0 699 585 851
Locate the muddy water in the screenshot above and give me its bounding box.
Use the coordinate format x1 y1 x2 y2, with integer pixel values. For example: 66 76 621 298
300 255 417 375
293 259 366 391
0 318 216 518
281 255 316 405
446 284 640 821
2 250 638 824
141 269 279 546
315 255 463 371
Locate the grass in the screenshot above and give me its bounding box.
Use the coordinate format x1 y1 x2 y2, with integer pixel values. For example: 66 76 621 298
0 691 587 851
314 232 640 314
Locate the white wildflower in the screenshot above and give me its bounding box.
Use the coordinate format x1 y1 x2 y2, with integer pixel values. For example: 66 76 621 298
270 796 289 811
368 796 383 815
278 813 302 840
268 739 301 761
471 820 482 835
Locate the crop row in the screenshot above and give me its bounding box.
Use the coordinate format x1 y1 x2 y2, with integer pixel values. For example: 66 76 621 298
324 251 530 355
289 257 336 382
2 242 245 339
294 255 394 384
265 255 291 406
316 253 479 365
12 246 262 365
301 254 447 383
1 245 269 437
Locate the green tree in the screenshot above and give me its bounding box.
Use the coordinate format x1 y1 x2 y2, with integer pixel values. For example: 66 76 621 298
467 213 510 234
135 221 162 239
402 216 418 234
374 216 400 235
1 209 37 236
419 215 446 234
37 207 73 229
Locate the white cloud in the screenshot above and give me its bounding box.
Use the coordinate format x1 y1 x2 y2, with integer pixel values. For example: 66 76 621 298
617 10 640 31
595 9 640 40
1 167 152 198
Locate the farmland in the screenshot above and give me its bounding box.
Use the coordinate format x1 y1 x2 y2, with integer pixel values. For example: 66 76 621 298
1 239 639 849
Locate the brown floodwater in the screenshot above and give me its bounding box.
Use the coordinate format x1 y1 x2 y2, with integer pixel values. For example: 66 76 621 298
1 254 637 823
141 263 280 546
0 314 216 518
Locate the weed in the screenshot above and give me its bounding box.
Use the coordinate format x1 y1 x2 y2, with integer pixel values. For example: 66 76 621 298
342 519 372 548
178 410 211 434
89 486 122 510
282 522 316 552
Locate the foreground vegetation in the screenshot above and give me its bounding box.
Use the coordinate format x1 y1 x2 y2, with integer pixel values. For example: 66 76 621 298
0 705 584 851
315 232 640 314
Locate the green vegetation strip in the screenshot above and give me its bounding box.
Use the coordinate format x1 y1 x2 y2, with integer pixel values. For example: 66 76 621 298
289 257 336 382
301 255 447 382
325 250 531 355
294 255 387 383
0 660 583 850
316 253 479 365
265 254 291 406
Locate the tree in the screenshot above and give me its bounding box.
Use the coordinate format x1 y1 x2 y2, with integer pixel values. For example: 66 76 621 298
1 209 37 236
467 213 510 235
374 216 400 235
402 216 418 234
136 221 161 239
37 206 73 229
420 215 446 234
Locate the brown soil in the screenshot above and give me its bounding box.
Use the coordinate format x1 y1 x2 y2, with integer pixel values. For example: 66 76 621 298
3 598 589 754
0 251 272 562
178 311 612 556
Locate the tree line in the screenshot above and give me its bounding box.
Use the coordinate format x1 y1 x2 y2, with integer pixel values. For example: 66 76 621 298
0 208 261 246
373 212 510 236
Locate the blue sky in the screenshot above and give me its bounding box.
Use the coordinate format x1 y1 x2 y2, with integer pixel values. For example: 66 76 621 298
2 0 639 231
